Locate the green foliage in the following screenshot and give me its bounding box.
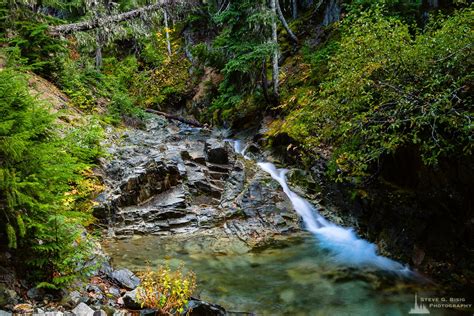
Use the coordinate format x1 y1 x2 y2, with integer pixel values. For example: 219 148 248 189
277 6 473 181
345 0 422 23
191 0 274 123
131 43 192 110
0 68 100 288
0 4 68 81
63 118 104 163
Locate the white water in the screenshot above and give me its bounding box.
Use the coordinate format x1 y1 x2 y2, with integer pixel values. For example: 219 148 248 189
231 140 411 274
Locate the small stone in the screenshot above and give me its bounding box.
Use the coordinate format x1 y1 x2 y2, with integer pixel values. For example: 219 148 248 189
71 302 94 316
86 285 102 294
66 290 84 305
121 289 140 310
108 287 120 298
93 311 106 316
139 309 156 316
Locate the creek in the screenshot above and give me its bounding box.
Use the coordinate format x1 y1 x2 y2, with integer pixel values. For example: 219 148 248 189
99 118 453 315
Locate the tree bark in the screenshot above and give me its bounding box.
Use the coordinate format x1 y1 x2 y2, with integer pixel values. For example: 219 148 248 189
95 38 102 69
291 0 297 19
163 9 172 56
270 0 279 98
261 58 270 104
145 109 203 127
48 1 170 35
276 0 298 43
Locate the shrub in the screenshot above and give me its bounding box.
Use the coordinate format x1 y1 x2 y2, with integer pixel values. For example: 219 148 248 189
136 265 197 315
277 6 473 181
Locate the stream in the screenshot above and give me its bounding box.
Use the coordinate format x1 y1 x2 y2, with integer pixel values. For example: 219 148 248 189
99 119 458 315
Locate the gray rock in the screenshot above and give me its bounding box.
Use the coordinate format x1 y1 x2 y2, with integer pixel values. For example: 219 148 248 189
185 298 226 316
66 290 84 305
86 285 101 294
27 287 45 300
110 269 140 290
0 285 18 306
92 311 106 316
139 309 156 316
107 286 120 298
205 139 229 164
71 302 94 316
0 311 12 316
121 289 140 310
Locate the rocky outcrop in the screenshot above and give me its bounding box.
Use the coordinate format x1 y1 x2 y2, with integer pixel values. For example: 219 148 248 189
95 116 302 247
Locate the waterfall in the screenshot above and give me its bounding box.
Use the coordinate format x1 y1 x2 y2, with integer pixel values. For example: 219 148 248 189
230 140 412 275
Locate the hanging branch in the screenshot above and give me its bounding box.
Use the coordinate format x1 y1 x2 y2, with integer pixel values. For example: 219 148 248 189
276 0 298 43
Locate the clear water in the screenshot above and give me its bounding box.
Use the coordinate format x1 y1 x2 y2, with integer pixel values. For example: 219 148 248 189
103 233 453 316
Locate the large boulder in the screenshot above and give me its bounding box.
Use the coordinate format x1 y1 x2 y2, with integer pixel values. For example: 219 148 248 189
204 139 229 164
109 269 140 290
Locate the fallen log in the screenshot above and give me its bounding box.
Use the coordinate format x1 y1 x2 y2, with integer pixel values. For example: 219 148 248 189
145 108 203 127
48 0 186 35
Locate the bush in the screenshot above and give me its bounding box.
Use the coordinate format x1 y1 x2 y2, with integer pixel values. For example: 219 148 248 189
277 6 473 181
136 265 197 315
0 68 101 288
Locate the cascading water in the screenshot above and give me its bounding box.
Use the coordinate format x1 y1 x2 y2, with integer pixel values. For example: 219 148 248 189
230 140 411 275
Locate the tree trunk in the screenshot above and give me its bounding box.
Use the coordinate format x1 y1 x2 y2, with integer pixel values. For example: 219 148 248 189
261 58 270 104
48 1 172 35
163 9 172 56
292 0 297 19
276 0 298 43
145 109 203 127
270 0 279 98
95 38 102 69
